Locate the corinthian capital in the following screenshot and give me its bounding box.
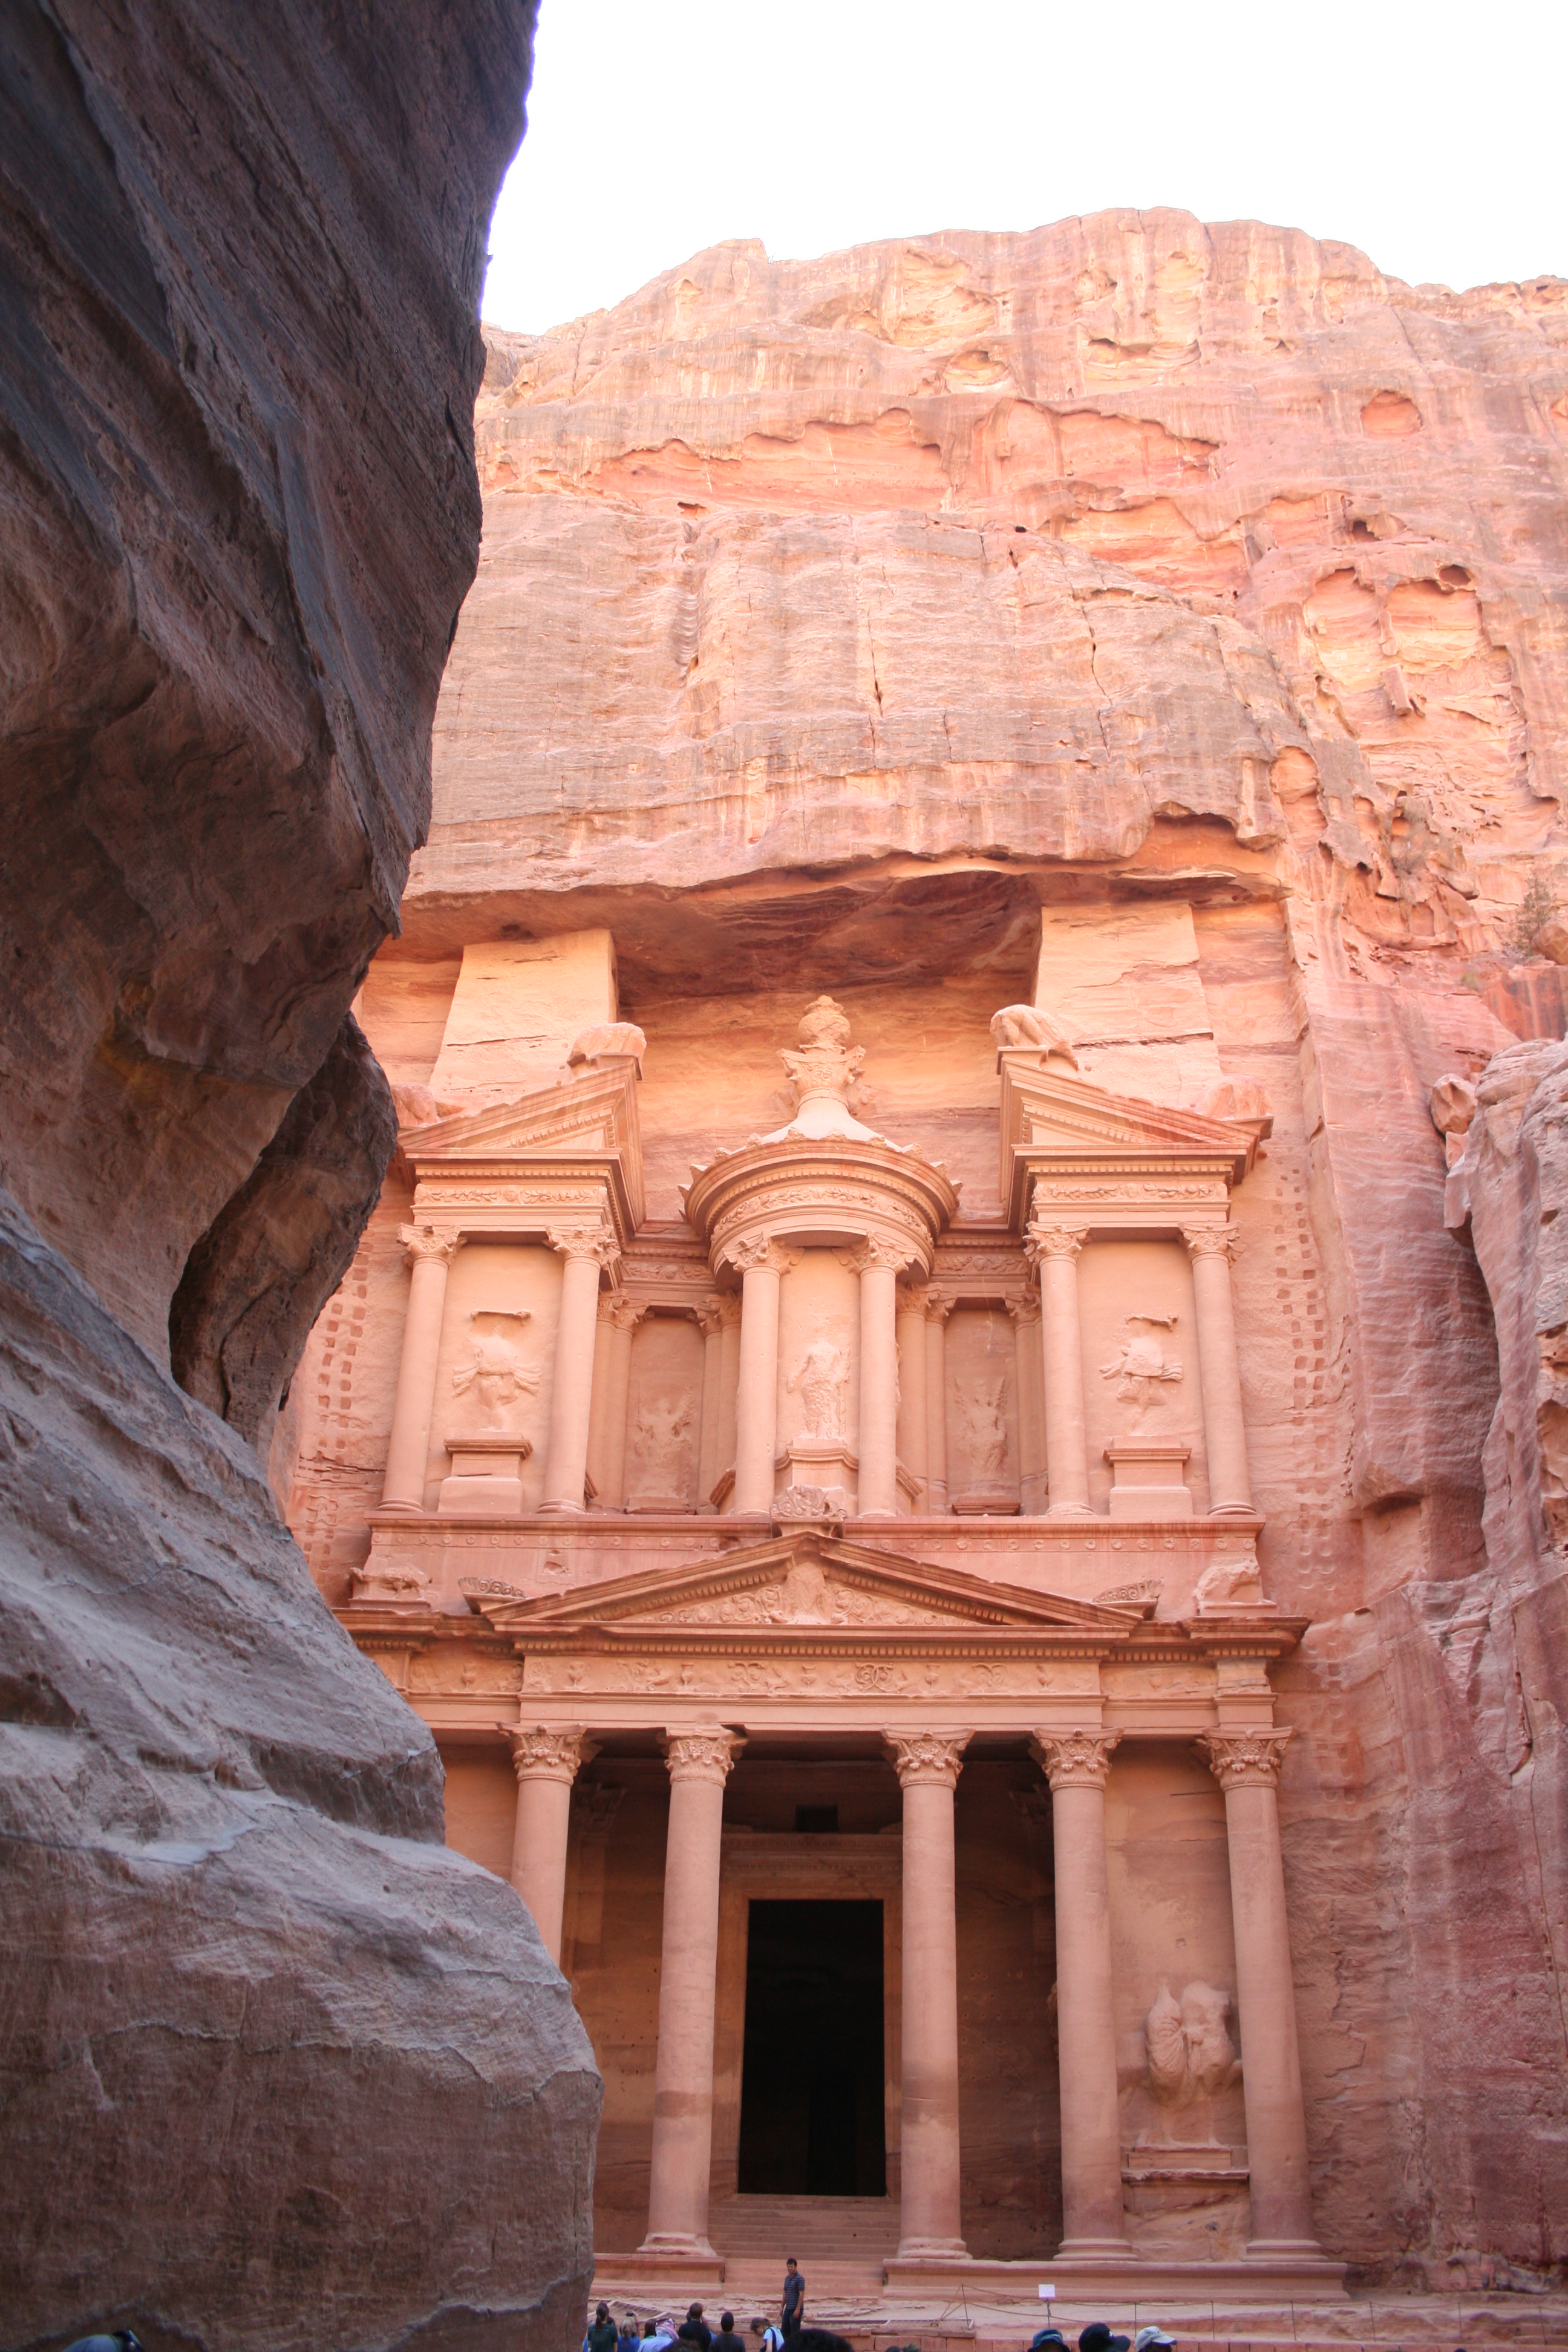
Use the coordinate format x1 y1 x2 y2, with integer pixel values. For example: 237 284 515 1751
1025 1222 1088 1266
844 1236 913 1275
662 1726 746 1784
399 1222 465 1269
1183 1225 1241 1265
505 1725 596 1783
725 1233 800 1278
547 1224 620 1269
885 1730 970 1788
1030 1729 1120 1789
1196 1729 1292 1788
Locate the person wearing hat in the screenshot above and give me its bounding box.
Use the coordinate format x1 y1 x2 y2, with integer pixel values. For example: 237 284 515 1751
1030 2330 1068 2350
62 2337 143 2351
1078 2325 1131 2352
1134 2331 1175 2351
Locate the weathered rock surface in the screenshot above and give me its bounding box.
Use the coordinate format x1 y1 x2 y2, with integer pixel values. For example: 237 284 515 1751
1 2 601 2345
335 215 1568 2284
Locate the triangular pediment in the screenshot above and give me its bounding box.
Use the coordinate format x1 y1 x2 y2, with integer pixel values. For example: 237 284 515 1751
462 1528 1144 1640
999 1059 1253 1223
405 1061 644 1226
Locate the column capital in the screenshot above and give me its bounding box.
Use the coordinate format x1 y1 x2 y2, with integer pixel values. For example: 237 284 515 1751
662 1726 746 1783
399 1221 464 1268
548 1224 620 1268
694 1299 726 1338
1025 1221 1088 1267
725 1232 800 1278
897 1278 931 1314
1031 1729 1121 1789
885 1730 970 1788
1007 1293 1042 1327
505 1724 596 1783
1197 1728 1292 1788
924 1286 956 1325
843 1236 915 1275
1183 1224 1242 1264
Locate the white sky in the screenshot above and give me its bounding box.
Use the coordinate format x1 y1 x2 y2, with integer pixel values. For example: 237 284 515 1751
482 0 1566 336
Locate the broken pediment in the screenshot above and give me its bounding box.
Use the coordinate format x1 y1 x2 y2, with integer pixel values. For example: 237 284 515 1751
462 1527 1145 1641
403 1056 645 1233
997 1056 1257 1229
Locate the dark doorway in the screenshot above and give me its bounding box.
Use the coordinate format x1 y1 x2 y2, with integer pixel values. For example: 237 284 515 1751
736 1898 886 2197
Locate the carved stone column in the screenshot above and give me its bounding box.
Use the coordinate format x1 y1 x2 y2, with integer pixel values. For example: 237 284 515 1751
886 1730 970 2258
896 1281 930 1509
596 1296 644 1511
642 1726 746 2259
540 1228 618 1514
714 1293 742 1504
1008 1294 1046 1514
1031 1730 1129 2253
1026 1224 1092 1516
853 1240 902 1518
695 1301 726 1511
1197 1730 1318 2252
923 1290 953 1515
1183 1227 1253 1515
731 1236 797 1516
505 1725 595 1966
381 1225 464 1512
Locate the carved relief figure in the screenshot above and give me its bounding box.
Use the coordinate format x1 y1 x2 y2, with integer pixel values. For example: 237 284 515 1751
959 1376 1009 1480
1145 1979 1241 2105
990 1002 1080 1067
451 1310 539 1427
631 1394 695 1491
788 1328 849 1440
1100 1313 1183 1422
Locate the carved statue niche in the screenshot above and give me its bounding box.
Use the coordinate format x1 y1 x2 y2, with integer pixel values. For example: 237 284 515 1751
1144 1979 1241 2109
1100 1312 1183 1427
451 1310 540 1430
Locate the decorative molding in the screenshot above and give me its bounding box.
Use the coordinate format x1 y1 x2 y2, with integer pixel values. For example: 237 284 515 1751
1031 1728 1121 1789
1196 1729 1292 1788
662 1726 746 1784
505 1724 595 1782
885 1729 970 1788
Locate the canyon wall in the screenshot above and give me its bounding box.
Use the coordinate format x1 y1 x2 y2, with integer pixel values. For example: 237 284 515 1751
322 215 1568 2284
1 5 600 2347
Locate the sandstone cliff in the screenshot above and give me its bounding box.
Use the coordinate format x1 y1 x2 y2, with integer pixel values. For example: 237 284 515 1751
352 215 1568 2282
0 5 599 2346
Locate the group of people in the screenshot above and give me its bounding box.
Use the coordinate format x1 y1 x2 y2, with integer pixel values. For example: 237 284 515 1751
586 2261 834 2352
1033 2324 1176 2352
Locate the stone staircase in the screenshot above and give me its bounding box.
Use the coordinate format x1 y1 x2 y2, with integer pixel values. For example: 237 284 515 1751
707 2196 901 2307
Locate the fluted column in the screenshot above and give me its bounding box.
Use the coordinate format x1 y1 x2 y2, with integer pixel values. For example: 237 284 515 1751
1027 1223 1092 1516
381 1225 464 1512
540 1228 618 1514
854 1240 901 1518
642 1725 746 2257
695 1301 725 1511
1197 1731 1318 2252
730 1236 797 1517
886 1731 970 2258
713 1293 742 1504
924 1290 953 1515
1031 1730 1129 2253
505 1725 595 1965
896 1282 930 1509
1008 1295 1046 1515
1184 1227 1253 1515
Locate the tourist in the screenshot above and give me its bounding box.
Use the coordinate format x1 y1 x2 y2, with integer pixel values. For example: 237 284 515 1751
619 2315 643 2352
62 2337 143 2351
587 2302 619 2352
713 2311 746 2352
760 2322 786 2352
1030 2330 1068 2350
781 2256 805 2340
1134 2331 1175 2352
678 2302 713 2350
791 2333 852 2352
1078 2327 1131 2352
645 2317 679 2352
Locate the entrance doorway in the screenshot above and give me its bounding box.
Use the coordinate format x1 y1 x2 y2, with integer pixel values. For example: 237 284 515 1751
736 1898 887 2197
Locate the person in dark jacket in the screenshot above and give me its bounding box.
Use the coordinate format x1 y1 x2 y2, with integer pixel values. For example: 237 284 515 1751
678 2304 713 2351
588 2302 619 2352
781 2258 805 2341
713 2310 746 2352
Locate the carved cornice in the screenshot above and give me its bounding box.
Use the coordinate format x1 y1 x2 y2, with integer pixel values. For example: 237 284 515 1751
1197 1729 1291 1788
885 1730 970 1788
662 1726 746 1784
1031 1728 1121 1789
400 1223 465 1269
505 1724 596 1782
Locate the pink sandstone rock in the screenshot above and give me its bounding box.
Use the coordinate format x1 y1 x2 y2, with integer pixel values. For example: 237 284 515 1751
312 215 1568 2294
